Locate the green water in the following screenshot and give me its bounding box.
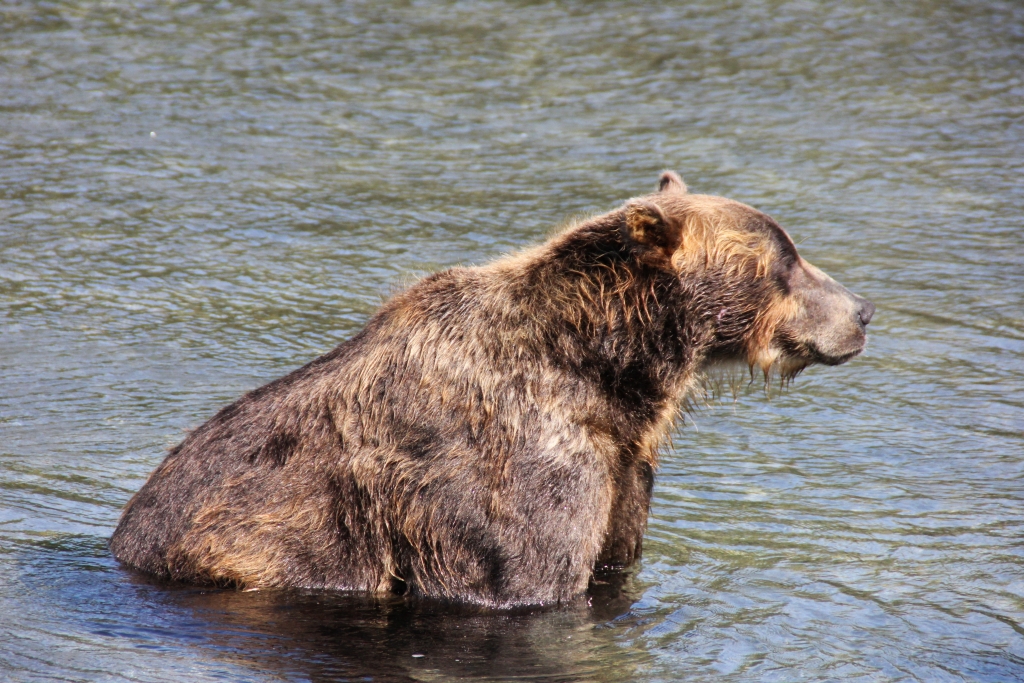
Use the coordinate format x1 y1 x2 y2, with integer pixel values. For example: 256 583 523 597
2 1 1023 681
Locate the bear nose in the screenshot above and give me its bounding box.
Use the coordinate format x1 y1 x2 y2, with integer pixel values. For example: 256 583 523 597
858 300 876 326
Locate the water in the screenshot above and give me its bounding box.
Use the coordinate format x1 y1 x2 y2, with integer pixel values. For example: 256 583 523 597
2 0 1023 680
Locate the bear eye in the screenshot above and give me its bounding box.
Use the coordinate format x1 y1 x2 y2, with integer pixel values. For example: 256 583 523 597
776 246 798 272
772 256 796 294
769 230 800 269
760 218 800 286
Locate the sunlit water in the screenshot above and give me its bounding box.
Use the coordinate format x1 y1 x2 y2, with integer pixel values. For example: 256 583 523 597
2 1 1023 681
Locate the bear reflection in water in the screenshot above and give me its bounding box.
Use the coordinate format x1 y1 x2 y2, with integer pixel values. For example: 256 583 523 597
151 568 638 682
111 172 873 608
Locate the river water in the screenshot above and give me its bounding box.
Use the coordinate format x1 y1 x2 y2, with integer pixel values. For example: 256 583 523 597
2 1 1023 681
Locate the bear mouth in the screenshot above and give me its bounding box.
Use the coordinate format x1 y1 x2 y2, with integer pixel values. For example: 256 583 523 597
804 340 866 367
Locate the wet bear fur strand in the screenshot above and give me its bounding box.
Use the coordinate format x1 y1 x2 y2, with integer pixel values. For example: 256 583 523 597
110 173 874 608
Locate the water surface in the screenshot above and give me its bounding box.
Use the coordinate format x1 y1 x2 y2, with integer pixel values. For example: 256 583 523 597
2 1 1023 681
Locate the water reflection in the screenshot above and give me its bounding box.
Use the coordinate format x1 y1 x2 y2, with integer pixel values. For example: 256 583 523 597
162 578 637 683
7 538 641 683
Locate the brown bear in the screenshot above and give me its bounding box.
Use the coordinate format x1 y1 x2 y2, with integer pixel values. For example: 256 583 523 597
110 172 874 608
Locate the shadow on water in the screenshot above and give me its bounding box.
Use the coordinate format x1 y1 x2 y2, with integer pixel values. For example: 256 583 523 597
9 536 644 682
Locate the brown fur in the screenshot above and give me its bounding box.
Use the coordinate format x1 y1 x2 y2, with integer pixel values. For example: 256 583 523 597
110 172 873 607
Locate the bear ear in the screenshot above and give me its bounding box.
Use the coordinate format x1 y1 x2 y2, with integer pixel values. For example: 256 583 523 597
658 171 687 194
625 200 682 259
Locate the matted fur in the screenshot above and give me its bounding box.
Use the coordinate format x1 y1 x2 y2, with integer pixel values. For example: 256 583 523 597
110 172 872 607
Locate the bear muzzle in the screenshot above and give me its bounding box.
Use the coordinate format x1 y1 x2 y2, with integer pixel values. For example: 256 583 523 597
783 259 874 366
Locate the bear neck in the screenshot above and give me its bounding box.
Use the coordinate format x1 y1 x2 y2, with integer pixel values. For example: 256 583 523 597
515 216 723 445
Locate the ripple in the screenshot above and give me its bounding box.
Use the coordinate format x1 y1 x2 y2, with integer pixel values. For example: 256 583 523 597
2 0 1024 680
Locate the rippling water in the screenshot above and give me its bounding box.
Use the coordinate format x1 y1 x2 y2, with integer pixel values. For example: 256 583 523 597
2 1 1023 681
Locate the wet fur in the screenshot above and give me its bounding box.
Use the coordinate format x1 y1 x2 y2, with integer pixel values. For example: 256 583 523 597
110 173 864 607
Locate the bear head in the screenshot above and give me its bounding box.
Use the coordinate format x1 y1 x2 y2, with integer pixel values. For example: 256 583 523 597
624 171 874 380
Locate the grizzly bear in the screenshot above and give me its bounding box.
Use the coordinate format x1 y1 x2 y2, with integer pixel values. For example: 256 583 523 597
110 172 874 607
